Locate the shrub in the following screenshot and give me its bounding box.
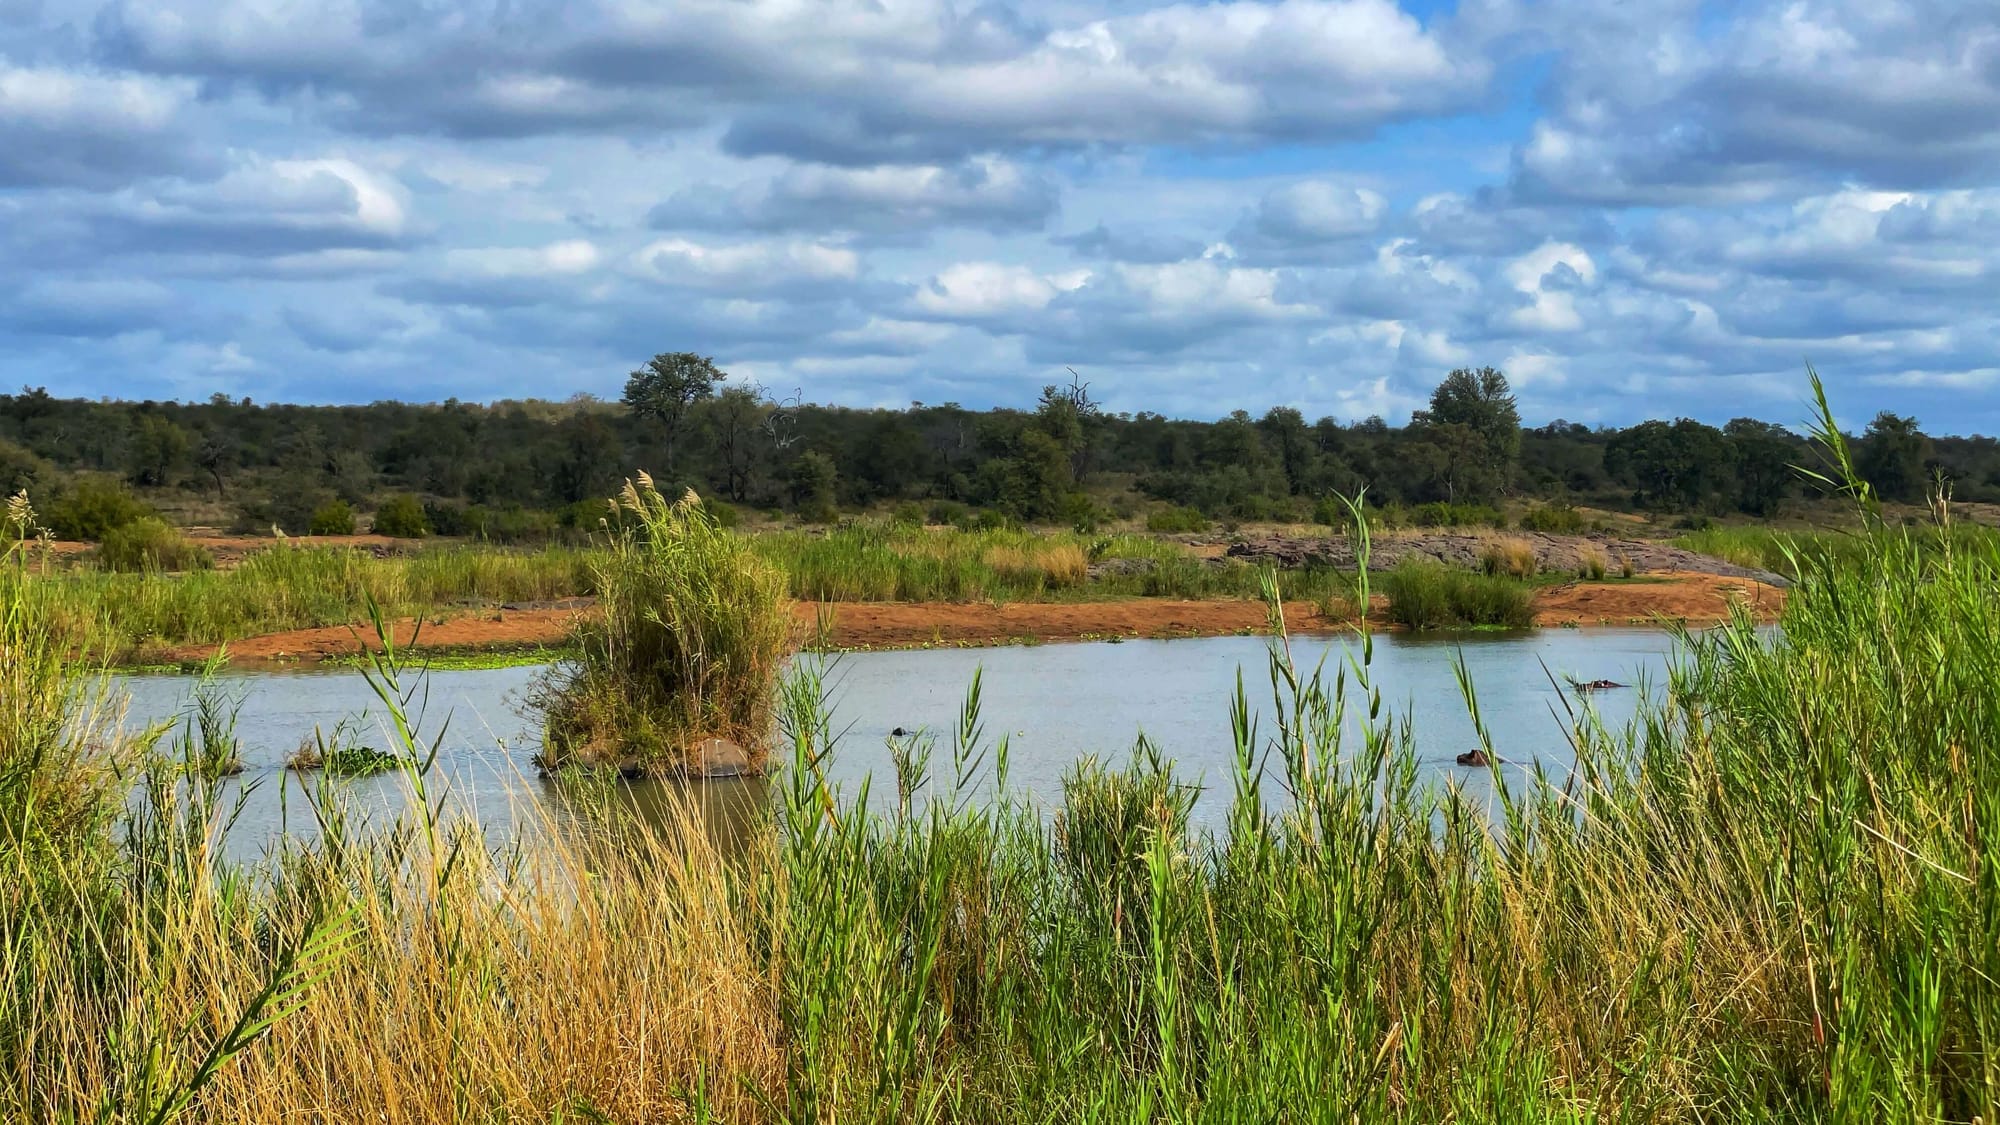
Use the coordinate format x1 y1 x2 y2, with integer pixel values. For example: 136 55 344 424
890 501 928 528
1411 501 1506 529
372 494 429 538
1382 561 1535 629
426 501 561 543
44 479 155 541
1518 504 1588 535
0 438 52 497
308 500 357 536
92 517 214 573
537 478 793 776
928 500 971 527
1479 536 1540 579
1146 506 1208 534
1058 492 1104 534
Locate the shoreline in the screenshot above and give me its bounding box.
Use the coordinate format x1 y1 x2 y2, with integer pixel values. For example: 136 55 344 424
137 571 1786 671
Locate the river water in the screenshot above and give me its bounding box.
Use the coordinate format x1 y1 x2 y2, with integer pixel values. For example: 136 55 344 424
117 628 1684 858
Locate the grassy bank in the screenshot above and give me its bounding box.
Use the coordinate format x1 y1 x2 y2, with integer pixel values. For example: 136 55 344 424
9 462 2000 1118
19 525 1353 662
1672 520 2000 578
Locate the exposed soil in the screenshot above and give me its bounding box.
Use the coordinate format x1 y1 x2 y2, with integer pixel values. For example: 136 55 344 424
154 572 1784 669
1531 571 1786 627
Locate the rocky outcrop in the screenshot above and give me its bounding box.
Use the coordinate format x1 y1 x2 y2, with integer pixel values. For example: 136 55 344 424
1221 531 1790 587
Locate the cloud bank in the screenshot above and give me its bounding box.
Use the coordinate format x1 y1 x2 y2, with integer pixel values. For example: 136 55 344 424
0 0 1996 427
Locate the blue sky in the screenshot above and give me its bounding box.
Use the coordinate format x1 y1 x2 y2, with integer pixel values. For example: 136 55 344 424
3 0 1998 430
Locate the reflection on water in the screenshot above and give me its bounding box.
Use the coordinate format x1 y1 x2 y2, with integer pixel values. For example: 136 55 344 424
116 627 1685 859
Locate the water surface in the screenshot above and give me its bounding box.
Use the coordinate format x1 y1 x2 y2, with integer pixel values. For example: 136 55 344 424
117 628 1681 857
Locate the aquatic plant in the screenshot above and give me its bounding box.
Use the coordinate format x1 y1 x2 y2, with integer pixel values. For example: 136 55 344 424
537 476 793 775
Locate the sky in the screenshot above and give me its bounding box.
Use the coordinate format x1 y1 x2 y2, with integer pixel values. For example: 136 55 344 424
3 0 1999 430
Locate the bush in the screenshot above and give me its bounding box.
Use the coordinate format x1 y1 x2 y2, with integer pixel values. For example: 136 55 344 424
371 494 429 538
1146 506 1208 534
425 501 561 543
1058 492 1104 534
1519 504 1588 535
1478 536 1540 578
709 499 742 529
1411 501 1507 529
308 500 357 536
91 517 214 573
928 500 971 527
1382 561 1535 629
890 501 928 528
537 479 793 776
44 479 154 541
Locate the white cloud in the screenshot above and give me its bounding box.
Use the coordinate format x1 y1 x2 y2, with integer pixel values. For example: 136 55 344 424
448 239 603 276
0 65 203 186
630 237 860 287
1505 241 1597 332
915 262 1091 318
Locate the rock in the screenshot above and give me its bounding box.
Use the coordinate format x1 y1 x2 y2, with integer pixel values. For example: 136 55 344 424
1456 748 1497 767
891 726 909 737
689 737 753 779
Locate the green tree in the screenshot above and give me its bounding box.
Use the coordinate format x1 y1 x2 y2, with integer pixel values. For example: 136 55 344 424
1605 419 1728 510
1857 412 1932 502
1411 367 1520 501
126 414 192 488
1256 407 1313 495
196 435 232 498
547 414 624 504
789 451 839 523
623 352 724 475
1032 374 1101 486
707 387 770 503
1723 419 1798 516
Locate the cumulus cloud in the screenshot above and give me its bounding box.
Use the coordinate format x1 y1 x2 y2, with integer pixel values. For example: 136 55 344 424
914 262 1091 319
650 157 1059 238
0 65 207 187
94 0 1483 155
1509 0 2000 203
0 0 1993 426
630 236 861 290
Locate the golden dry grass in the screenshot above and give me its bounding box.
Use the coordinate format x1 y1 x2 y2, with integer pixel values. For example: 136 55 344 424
982 542 1087 588
1479 535 1540 578
12 798 782 1124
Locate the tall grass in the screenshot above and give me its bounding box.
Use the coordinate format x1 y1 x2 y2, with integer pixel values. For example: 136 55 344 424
31 544 603 660
752 524 1136 601
1382 559 1536 628
10 398 2000 1118
538 478 794 775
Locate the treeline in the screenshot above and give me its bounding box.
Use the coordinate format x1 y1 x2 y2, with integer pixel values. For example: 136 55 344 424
0 359 1985 537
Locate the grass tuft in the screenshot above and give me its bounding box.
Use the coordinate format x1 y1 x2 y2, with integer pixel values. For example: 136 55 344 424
537 478 792 775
